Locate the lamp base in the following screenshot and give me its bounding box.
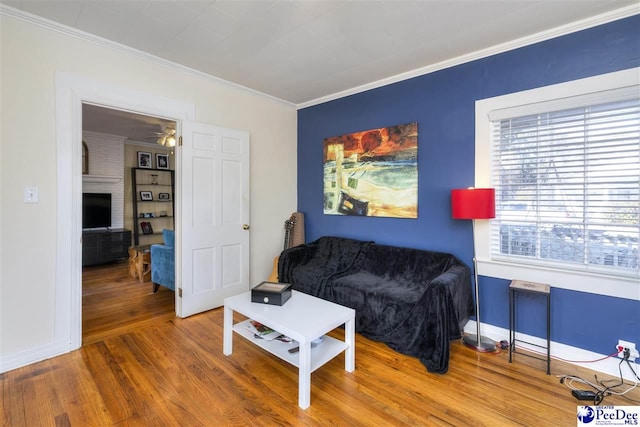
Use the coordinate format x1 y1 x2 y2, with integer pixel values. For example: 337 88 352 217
463 334 497 353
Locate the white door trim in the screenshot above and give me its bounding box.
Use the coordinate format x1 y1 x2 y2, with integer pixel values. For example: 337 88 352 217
55 72 195 351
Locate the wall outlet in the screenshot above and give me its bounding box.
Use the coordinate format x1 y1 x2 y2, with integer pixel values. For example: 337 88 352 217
617 340 639 361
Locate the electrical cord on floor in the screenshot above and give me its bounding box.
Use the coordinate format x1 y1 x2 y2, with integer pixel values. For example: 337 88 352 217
524 346 619 363
620 358 640 404
557 352 639 405
626 358 640 381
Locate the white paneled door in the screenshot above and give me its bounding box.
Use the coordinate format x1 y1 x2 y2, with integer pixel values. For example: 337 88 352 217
179 122 250 317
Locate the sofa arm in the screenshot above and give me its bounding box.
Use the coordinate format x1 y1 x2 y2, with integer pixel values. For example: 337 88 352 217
430 264 473 333
277 244 316 283
151 244 175 291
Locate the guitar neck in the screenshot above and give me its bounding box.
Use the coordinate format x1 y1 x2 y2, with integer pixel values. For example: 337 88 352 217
283 213 303 251
283 220 291 251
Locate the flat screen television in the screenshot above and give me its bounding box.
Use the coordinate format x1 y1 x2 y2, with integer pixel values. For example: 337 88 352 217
82 193 112 229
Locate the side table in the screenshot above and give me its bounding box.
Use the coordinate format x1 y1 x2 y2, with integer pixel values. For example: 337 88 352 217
128 245 151 283
509 280 551 375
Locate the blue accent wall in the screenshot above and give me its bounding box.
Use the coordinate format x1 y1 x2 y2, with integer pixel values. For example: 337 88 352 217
297 16 640 356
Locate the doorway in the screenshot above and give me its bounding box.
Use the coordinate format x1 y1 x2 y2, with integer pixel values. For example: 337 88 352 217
81 103 177 345
56 73 249 356
56 72 197 352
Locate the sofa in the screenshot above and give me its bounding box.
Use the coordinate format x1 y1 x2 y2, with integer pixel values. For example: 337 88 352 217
278 236 473 373
151 229 175 293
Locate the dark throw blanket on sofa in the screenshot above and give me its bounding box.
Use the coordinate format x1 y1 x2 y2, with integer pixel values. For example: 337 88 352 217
278 236 473 374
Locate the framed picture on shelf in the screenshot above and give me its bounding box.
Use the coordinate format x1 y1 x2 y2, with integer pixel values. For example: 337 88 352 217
140 191 153 201
138 151 152 168
156 153 169 170
140 221 154 235
158 192 170 201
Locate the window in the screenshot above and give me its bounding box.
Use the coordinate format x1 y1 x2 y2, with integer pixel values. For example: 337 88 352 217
492 96 639 274
475 68 639 300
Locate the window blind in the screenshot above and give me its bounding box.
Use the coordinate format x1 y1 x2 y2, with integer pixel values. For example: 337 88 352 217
490 93 640 277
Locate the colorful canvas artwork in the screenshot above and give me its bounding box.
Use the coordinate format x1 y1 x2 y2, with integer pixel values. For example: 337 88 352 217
323 122 418 218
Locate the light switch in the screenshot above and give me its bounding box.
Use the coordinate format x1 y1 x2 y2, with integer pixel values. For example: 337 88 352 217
24 186 39 203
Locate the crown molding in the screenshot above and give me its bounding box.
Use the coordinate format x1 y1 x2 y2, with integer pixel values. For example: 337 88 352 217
297 6 640 109
2 3 637 111
0 4 295 109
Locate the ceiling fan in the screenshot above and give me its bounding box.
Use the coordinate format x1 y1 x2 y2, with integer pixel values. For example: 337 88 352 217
145 125 177 147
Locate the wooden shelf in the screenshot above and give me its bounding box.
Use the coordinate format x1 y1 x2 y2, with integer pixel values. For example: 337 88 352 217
137 216 174 220
232 319 347 373
132 168 174 246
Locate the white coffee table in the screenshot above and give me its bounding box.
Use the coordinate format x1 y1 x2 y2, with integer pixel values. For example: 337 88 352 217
223 290 355 409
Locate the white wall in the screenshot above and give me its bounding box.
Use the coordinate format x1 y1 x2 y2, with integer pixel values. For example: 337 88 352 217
82 131 126 229
0 13 297 369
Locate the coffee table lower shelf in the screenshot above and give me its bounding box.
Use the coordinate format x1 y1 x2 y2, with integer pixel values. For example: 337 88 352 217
233 319 348 372
224 290 355 409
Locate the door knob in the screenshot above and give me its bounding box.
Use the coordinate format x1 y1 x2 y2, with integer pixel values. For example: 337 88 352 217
243 224 250 230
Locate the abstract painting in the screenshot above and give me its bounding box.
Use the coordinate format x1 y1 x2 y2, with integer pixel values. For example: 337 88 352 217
323 122 418 218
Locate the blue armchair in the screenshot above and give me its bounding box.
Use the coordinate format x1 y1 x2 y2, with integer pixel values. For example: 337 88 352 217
151 229 175 293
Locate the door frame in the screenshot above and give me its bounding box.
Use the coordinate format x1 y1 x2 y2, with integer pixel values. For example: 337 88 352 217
55 72 195 351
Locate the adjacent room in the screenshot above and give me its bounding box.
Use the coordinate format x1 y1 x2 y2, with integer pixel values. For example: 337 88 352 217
1 1 638 425
81 104 177 344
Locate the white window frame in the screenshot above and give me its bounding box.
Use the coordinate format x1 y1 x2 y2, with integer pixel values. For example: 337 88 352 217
475 67 640 301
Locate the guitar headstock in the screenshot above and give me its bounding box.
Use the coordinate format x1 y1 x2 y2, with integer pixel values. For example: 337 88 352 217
284 214 296 230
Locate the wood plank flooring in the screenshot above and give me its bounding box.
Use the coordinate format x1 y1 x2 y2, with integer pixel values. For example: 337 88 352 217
2 263 639 426
82 261 175 345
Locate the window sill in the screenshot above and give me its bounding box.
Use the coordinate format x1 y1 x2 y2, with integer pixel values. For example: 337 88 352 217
477 258 639 301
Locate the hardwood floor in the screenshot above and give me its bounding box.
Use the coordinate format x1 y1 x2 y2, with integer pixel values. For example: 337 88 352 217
82 261 175 345
2 266 638 426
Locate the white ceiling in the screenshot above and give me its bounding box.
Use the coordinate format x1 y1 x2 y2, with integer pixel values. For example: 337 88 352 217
82 103 176 143
3 1 637 140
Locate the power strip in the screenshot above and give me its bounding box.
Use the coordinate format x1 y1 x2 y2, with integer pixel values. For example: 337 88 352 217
572 390 596 401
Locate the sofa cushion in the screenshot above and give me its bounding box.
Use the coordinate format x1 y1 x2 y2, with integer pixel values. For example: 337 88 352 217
289 236 371 298
331 271 425 336
361 244 457 283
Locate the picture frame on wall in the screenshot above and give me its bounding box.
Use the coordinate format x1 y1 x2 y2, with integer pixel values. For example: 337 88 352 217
140 191 153 201
138 151 152 168
156 153 169 170
140 221 154 235
158 192 170 201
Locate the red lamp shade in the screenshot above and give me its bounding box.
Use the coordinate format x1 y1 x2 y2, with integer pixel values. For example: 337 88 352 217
451 188 495 220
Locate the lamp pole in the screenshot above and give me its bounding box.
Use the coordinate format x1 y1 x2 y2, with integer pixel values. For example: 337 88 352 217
462 219 496 352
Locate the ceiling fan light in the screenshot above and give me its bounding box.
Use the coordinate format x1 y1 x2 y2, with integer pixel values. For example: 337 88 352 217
157 136 166 146
166 136 176 147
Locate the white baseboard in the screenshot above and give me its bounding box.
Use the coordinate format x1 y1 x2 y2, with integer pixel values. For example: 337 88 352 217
0 341 71 373
464 321 638 381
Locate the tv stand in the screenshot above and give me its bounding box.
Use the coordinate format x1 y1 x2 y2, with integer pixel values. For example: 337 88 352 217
82 228 131 267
